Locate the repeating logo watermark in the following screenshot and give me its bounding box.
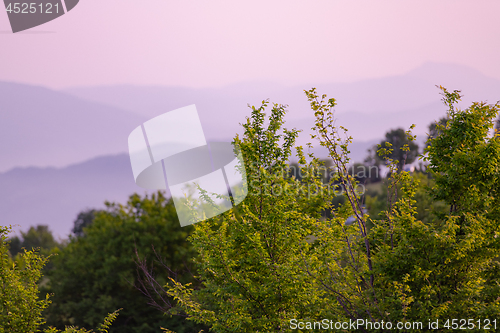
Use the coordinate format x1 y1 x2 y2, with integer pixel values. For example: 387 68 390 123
128 105 247 227
245 162 380 199
3 0 79 33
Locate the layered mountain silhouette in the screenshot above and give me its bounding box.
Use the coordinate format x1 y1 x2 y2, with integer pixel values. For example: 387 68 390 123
64 62 500 148
0 154 154 238
1 62 499 237
0 81 146 172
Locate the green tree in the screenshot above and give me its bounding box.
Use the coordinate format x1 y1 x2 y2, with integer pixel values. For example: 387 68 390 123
365 171 448 225
301 86 500 327
370 86 500 324
146 87 500 332
72 209 100 237
0 225 119 333
1 225 50 333
8 225 60 257
348 162 381 185
163 100 336 332
44 192 207 333
426 116 448 148
374 128 419 170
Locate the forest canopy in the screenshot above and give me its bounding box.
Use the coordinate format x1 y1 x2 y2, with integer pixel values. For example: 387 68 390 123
2 86 500 333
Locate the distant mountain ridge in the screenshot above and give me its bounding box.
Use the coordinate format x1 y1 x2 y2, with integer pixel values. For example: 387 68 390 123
1 62 498 173
0 81 146 172
0 153 153 238
63 62 500 147
1 61 499 237
0 141 384 239
0 134 422 239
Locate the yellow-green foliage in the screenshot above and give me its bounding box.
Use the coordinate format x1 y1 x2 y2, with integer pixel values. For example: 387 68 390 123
0 225 50 333
0 225 120 333
163 87 500 332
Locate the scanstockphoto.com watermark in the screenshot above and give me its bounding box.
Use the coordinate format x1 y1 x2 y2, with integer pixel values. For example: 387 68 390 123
128 105 249 227
290 319 423 331
4 0 80 33
246 162 381 198
290 318 498 331
127 103 381 227
250 179 367 198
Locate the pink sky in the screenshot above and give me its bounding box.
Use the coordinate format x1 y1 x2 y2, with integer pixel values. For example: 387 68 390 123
1 0 500 89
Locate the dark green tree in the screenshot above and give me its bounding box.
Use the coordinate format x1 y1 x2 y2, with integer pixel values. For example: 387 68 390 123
8 225 60 258
7 235 22 258
72 209 100 237
374 128 419 170
426 116 449 148
43 193 207 333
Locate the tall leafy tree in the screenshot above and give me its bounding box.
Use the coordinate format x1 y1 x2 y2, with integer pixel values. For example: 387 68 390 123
309 86 500 325
8 225 60 257
374 128 419 170
161 101 335 332
426 116 449 148
371 86 500 323
142 87 500 332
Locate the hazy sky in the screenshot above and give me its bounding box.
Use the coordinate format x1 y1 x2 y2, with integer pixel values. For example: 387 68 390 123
1 0 500 89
